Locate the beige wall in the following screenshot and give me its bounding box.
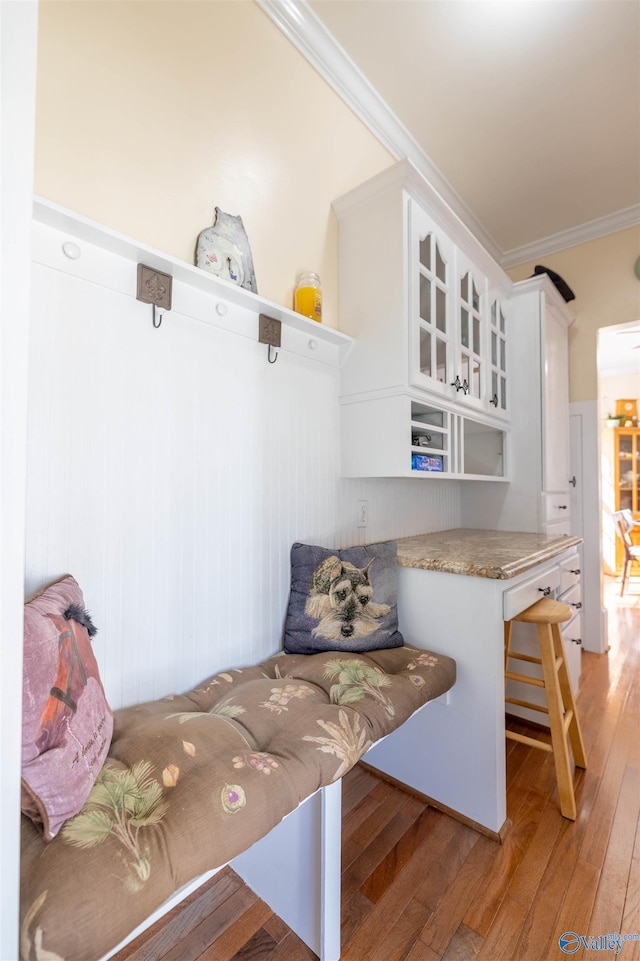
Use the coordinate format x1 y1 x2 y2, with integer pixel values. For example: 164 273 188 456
507 228 640 403
35 1 640 393
34 0 393 328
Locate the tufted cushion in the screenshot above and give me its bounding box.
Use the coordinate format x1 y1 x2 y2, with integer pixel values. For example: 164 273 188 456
20 645 455 961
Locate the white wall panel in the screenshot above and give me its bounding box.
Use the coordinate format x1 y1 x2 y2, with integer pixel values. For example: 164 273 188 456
26 218 461 710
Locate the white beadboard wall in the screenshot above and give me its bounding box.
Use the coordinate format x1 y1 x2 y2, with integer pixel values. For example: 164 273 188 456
25 209 461 710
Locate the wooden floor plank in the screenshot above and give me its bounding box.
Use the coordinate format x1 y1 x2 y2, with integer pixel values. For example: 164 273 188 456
621 804 640 957
501 795 565 910
475 896 528 961
341 763 382 816
549 857 601 961
586 763 640 947
418 834 497 956
341 780 410 870
439 922 484 961
342 797 425 893
195 900 273 961
367 897 433 961
111 870 242 961
463 748 556 937
340 888 374 946
160 884 260 961
413 820 479 913
228 928 279 961
340 827 465 961
360 806 437 904
263 931 317 961
402 941 440 961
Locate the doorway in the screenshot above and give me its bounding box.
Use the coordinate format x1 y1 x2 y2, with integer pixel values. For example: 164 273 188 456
597 321 640 595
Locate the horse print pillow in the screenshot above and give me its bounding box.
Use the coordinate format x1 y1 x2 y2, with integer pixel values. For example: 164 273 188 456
21 575 113 840
284 541 404 654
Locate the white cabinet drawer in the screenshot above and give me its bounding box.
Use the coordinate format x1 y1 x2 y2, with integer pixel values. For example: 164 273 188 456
558 580 582 615
558 555 581 594
542 492 570 522
503 565 561 621
562 611 582 647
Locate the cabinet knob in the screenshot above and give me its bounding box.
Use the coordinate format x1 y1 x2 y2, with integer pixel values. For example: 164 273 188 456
569 638 582 645
569 476 577 487
570 568 581 575
538 586 552 596
557 505 568 510
490 393 498 407
571 601 582 610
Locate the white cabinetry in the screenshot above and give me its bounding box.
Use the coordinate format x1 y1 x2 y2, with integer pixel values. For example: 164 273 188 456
463 274 574 531
333 160 512 481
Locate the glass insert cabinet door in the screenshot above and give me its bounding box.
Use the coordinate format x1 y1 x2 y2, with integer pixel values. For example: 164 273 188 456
616 429 639 514
458 270 483 401
489 298 508 416
410 203 453 398
452 249 487 412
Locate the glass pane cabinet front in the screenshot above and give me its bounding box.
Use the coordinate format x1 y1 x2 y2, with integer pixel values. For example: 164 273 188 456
458 272 482 400
417 227 450 391
489 299 508 416
617 431 639 514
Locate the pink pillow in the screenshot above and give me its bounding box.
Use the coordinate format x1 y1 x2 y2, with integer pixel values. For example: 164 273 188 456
21 575 113 840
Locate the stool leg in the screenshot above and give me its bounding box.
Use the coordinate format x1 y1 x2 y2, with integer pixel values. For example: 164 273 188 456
552 623 587 770
537 623 577 821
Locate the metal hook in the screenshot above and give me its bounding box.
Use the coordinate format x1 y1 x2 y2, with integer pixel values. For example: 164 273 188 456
152 304 162 329
267 344 278 364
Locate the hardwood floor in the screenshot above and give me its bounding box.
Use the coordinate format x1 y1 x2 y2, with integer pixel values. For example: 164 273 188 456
113 579 639 961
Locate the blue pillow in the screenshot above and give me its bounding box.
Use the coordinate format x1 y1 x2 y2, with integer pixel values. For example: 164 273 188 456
284 540 404 654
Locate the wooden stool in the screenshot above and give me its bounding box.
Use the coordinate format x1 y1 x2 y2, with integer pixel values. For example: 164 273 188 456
504 597 587 820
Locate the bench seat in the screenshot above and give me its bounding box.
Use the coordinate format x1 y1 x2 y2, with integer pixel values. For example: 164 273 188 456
20 644 455 961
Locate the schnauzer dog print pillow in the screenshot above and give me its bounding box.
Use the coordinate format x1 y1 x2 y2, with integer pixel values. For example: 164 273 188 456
284 540 404 654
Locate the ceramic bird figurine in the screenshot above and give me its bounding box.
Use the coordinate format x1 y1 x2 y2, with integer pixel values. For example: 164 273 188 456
196 207 257 294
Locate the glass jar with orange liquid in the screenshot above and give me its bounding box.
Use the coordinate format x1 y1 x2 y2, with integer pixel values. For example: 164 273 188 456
294 271 322 323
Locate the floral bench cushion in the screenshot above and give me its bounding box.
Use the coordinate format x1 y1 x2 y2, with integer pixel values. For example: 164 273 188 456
20 645 456 961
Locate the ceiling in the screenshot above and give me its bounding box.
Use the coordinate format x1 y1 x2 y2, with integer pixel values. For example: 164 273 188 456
259 0 640 377
266 0 640 269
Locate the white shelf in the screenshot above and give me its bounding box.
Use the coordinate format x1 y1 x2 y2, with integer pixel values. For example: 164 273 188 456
32 197 354 366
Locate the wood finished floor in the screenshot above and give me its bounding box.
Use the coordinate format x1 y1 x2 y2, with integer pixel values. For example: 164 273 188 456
113 579 640 961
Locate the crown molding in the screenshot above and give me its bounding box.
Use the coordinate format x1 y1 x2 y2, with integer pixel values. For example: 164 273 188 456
256 0 503 264
501 205 640 268
257 0 640 271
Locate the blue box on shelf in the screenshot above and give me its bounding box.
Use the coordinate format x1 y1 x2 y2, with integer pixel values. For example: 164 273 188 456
411 453 443 472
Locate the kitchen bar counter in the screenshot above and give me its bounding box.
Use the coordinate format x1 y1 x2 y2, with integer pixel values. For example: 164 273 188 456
397 529 582 580
364 530 582 838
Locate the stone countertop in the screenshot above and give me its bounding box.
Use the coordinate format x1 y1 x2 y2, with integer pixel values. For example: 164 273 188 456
396 530 582 580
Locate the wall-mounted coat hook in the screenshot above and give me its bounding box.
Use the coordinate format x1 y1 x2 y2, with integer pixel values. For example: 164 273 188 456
258 313 281 364
137 264 173 329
